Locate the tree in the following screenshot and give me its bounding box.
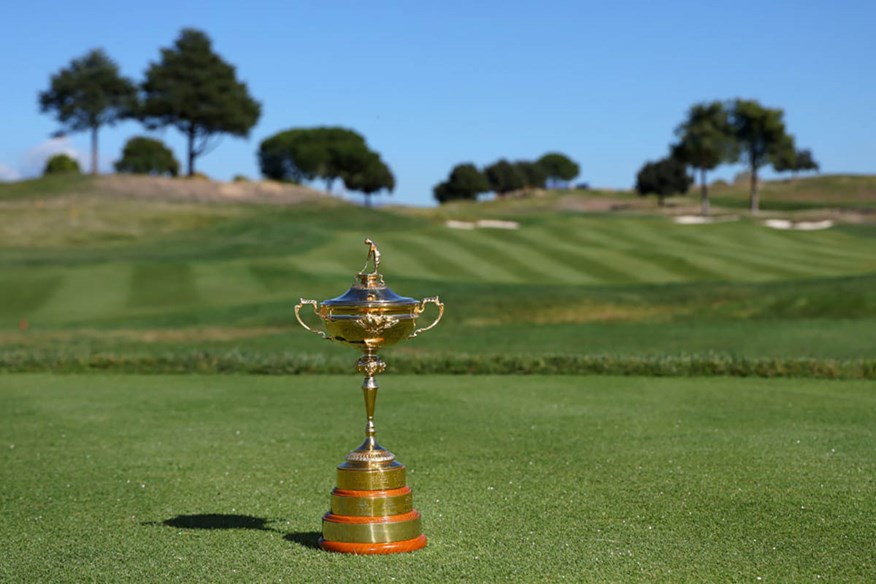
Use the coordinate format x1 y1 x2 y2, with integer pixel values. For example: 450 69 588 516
536 152 580 188
259 127 369 191
514 160 547 190
774 144 819 178
795 149 819 174
433 163 490 204
484 159 526 196
43 154 81 176
38 49 137 175
337 148 395 206
258 126 394 204
729 99 793 214
140 29 261 176
671 101 736 216
635 157 692 206
114 136 180 176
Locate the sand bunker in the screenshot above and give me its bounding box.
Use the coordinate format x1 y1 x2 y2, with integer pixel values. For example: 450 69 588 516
764 219 833 231
673 215 740 225
446 219 520 230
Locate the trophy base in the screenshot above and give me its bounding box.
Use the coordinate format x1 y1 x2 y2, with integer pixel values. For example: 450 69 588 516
319 534 427 555
319 458 426 554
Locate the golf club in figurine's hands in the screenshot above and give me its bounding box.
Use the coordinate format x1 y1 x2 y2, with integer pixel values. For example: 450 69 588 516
294 238 443 554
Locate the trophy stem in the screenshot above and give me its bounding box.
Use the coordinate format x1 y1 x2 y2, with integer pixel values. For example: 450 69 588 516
362 374 378 440
347 352 393 464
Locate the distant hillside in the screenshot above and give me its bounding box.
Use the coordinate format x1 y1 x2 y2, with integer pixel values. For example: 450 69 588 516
2 173 875 219
0 174 326 205
709 174 876 211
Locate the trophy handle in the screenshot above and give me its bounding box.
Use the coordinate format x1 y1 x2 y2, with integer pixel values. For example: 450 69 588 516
294 299 329 340
409 297 444 338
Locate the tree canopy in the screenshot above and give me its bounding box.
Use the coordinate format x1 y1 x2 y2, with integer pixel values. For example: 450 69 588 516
729 99 792 214
258 127 394 204
536 152 579 186
139 28 261 177
433 163 490 204
774 145 819 176
671 101 736 216
635 157 691 206
43 154 81 176
336 148 395 206
114 136 179 176
484 159 526 196
514 160 548 190
38 49 137 175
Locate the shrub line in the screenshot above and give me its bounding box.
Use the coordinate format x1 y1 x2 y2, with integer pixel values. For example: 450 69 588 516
0 350 873 379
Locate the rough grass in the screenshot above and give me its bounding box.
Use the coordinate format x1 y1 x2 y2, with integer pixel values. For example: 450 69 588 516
709 174 876 210
1 374 874 583
1 350 874 378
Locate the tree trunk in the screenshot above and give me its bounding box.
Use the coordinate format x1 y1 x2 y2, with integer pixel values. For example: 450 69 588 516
90 126 99 175
187 126 196 177
364 194 372 208
700 167 709 216
749 165 759 215
325 177 335 194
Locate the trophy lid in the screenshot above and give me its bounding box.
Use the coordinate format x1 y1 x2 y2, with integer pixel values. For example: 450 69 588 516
321 239 418 308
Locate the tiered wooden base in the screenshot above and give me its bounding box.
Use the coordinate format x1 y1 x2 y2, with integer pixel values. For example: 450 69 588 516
319 460 427 554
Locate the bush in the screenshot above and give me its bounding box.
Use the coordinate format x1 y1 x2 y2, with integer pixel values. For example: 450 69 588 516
43 154 81 176
114 136 179 177
232 174 250 182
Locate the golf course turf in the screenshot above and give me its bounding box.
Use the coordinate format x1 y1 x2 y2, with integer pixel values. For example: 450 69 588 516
2 374 874 582
2 175 875 581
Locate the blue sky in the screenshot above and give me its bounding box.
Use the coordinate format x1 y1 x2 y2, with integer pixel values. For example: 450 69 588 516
1 0 874 206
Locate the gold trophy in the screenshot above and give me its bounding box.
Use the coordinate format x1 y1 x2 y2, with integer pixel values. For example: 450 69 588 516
294 238 444 554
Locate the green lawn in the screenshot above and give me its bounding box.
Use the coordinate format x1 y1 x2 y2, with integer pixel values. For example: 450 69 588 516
1 374 873 582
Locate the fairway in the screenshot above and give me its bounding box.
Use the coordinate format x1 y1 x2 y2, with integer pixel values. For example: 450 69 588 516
2 183 876 367
1 374 874 582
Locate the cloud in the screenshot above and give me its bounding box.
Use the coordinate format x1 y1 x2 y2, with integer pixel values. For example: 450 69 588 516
20 137 88 177
0 164 21 182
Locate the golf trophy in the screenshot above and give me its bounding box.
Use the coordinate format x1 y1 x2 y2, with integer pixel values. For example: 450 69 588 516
294 239 444 554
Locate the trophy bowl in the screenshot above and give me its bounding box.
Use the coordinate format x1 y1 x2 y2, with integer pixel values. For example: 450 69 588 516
292 238 443 555
294 241 443 352
295 273 444 353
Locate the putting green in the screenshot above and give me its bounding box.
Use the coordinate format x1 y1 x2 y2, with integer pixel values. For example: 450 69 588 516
2 374 873 582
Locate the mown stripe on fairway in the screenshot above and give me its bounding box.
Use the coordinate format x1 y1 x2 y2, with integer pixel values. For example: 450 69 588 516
518 226 682 284
248 260 312 293
655 226 840 279
361 236 447 282
748 228 876 266
603 221 824 281
0 271 62 322
438 228 593 284
128 262 200 308
192 260 273 306
548 222 724 282
669 224 856 272
385 232 514 282
33 263 132 324
515 229 642 284
604 220 816 281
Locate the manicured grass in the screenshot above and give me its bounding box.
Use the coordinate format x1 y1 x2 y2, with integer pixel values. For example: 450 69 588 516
2 188 875 368
1 374 874 582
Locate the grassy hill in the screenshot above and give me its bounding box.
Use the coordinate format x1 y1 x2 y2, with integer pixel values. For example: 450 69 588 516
1 174 875 374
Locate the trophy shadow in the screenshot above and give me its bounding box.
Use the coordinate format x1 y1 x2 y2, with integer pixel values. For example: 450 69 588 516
283 531 322 549
152 513 279 531
145 514 322 549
